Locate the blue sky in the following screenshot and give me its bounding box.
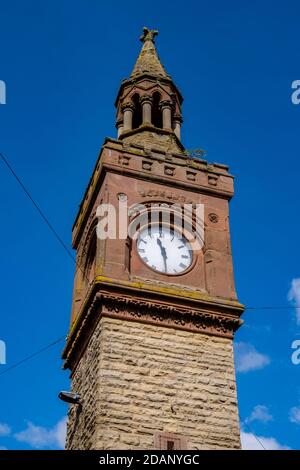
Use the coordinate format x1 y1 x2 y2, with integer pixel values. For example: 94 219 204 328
0 0 300 450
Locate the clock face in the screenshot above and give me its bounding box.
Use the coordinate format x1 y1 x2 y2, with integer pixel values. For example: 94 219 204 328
136 226 192 274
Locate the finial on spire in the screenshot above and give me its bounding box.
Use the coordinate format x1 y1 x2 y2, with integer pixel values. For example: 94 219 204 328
140 27 158 43
131 27 166 78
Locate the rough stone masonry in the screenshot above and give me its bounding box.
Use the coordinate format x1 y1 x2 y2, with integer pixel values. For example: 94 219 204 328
66 317 241 450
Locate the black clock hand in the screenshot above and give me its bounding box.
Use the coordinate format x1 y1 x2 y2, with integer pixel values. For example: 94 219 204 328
157 237 168 272
162 252 168 273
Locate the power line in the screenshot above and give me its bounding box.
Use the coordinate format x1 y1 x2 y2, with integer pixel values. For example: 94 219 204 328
240 416 267 450
0 152 76 264
0 336 65 377
0 151 94 382
0 151 90 285
246 305 300 310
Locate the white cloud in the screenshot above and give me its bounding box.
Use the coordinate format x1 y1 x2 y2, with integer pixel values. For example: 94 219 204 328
14 417 66 450
234 342 270 373
0 423 11 437
289 406 300 424
241 431 290 450
54 417 67 449
288 278 300 325
0 446 7 450
247 405 273 424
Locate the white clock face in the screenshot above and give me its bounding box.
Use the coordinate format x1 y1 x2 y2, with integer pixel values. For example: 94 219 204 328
136 226 192 274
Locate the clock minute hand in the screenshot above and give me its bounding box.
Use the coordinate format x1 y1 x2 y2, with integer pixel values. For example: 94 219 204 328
157 237 168 272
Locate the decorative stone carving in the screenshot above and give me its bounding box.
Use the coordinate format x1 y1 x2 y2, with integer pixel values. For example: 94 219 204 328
208 213 219 224
208 174 219 186
118 154 131 166
186 170 197 181
142 160 153 171
100 294 241 338
121 101 135 112
117 193 127 202
63 287 243 368
138 189 194 204
164 165 175 176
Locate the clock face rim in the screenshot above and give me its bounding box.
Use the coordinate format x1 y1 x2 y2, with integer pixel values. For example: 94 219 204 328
136 224 194 276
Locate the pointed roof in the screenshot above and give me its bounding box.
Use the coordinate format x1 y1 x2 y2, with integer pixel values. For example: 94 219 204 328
130 27 168 78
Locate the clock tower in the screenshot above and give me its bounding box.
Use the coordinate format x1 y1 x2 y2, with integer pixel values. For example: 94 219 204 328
62 28 244 450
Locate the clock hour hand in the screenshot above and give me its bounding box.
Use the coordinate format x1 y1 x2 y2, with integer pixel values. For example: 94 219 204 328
157 237 168 272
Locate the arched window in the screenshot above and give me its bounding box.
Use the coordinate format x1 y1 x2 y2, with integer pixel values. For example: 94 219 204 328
132 94 142 129
152 92 162 128
84 232 97 284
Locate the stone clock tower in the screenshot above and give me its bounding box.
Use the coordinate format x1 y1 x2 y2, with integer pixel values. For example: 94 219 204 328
62 28 244 450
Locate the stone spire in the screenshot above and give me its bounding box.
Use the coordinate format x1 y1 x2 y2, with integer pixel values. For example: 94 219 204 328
131 27 168 78
115 27 184 153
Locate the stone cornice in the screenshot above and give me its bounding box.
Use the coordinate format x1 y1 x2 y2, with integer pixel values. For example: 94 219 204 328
115 74 183 107
62 277 244 370
119 124 182 143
